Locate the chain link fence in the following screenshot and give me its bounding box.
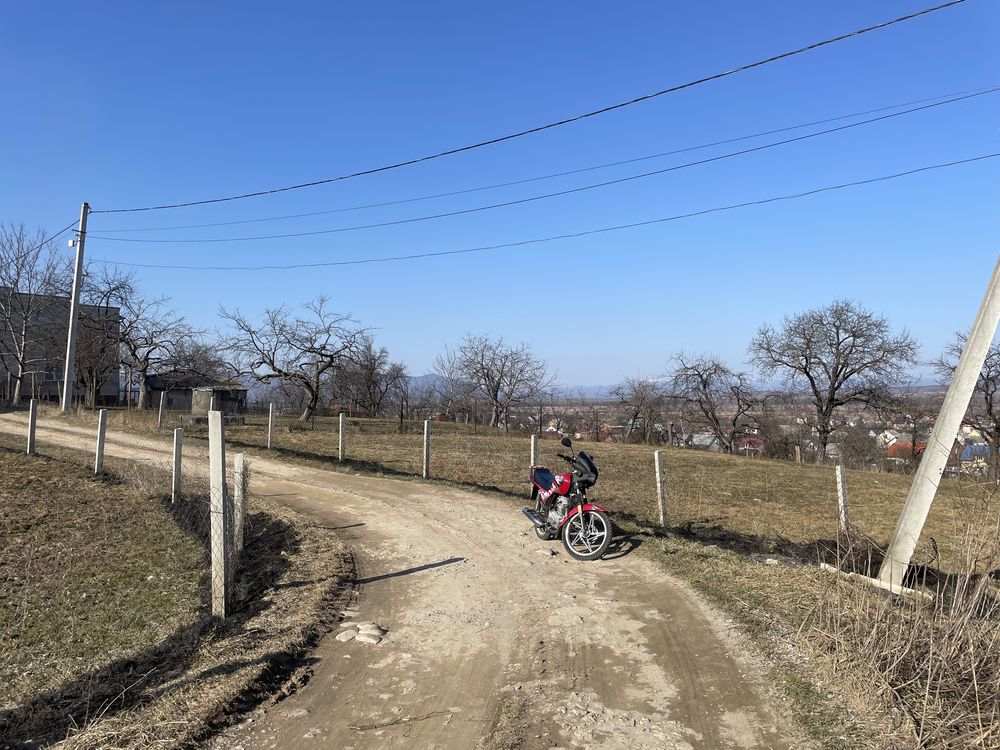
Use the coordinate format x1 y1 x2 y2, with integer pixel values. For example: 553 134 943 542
20 396 993 573
0 400 250 620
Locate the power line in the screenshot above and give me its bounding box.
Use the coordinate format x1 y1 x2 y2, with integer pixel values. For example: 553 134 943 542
6 220 79 266
91 152 1000 272
91 0 968 215
87 89 997 245
94 84 1000 234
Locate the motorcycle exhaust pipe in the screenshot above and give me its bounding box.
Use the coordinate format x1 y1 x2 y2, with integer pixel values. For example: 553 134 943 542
521 507 545 527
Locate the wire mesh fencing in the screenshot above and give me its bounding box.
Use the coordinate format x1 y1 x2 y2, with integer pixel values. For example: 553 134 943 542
0 399 254 620
28 396 996 574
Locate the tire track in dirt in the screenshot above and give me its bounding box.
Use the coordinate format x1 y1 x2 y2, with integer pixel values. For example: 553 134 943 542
0 414 811 749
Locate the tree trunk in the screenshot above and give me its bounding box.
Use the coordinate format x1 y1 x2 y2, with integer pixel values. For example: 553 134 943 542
137 374 149 410
10 366 23 405
299 388 318 421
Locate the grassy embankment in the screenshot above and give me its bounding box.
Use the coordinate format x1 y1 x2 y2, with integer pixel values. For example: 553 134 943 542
0 428 351 749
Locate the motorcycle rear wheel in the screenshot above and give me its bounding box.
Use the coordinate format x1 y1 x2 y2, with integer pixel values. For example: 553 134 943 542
561 510 612 561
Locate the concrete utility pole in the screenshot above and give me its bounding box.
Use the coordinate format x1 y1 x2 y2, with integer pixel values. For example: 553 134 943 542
878 255 1000 588
61 202 89 413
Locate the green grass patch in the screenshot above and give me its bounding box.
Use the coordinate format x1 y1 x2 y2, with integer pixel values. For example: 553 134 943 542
0 433 205 709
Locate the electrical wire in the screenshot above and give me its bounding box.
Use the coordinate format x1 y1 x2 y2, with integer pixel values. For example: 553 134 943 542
90 0 967 215
93 84 1000 234
90 152 1000 272
87 89 997 245
6 220 79 266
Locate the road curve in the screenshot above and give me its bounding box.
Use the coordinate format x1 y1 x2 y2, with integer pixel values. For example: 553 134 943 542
0 414 809 749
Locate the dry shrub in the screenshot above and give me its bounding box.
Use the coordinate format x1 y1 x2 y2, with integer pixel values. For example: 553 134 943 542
805 496 1000 749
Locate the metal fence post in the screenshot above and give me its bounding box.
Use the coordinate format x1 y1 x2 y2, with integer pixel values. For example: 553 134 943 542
530 434 538 467
172 428 183 503
26 398 37 456
654 449 666 528
267 402 275 450
157 391 166 429
423 419 431 479
836 464 851 538
94 408 108 474
209 411 230 619
339 412 345 461
233 453 246 555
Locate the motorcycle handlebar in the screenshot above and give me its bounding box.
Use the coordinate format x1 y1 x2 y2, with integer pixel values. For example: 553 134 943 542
555 452 574 462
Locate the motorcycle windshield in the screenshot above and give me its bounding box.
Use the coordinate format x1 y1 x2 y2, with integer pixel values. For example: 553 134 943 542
573 452 599 487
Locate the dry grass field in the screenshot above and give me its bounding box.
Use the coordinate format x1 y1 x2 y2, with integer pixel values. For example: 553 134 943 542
113 410 997 574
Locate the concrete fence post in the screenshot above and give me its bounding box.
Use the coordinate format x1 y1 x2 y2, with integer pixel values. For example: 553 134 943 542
836 464 851 539
794 445 802 464
157 391 166 429
208 411 230 619
233 453 246 555
654 449 667 527
267 402 275 450
423 419 431 479
26 398 37 456
94 409 108 474
530 434 538 467
172 428 183 503
338 412 345 461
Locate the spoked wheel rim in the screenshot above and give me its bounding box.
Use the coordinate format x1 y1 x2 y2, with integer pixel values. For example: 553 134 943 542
563 511 610 559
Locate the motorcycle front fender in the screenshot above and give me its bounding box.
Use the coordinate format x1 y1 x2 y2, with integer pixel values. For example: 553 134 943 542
558 503 609 528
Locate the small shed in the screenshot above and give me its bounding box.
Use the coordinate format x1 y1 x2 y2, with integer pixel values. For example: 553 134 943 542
146 371 247 415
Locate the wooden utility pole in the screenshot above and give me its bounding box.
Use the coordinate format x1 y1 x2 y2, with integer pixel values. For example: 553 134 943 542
61 202 89 412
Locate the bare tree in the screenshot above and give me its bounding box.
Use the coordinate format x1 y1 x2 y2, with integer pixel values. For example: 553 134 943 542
74 266 130 408
220 297 362 421
438 335 553 430
431 347 477 421
668 353 758 453
469 334 551 430
750 300 918 463
162 339 230 381
935 333 1000 481
336 334 407 417
0 223 70 404
118 287 193 409
609 377 667 443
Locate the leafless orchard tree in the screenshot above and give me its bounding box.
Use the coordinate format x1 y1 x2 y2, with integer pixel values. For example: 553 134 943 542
0 223 70 404
750 300 918 463
437 334 553 430
73 265 133 408
935 333 1000 481
668 353 759 453
431 348 477 421
335 334 408 417
161 339 230 381
220 296 363 421
609 377 668 443
117 286 194 409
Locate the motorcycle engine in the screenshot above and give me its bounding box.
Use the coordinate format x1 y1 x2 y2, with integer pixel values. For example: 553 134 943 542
546 497 569 526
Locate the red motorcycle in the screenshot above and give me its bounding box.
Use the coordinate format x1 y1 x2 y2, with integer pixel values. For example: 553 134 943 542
523 437 612 560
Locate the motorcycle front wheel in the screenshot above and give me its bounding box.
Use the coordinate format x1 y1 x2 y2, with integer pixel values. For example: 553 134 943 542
561 510 612 561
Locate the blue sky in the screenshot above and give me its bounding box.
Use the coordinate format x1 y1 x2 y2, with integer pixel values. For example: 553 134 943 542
2 1 998 385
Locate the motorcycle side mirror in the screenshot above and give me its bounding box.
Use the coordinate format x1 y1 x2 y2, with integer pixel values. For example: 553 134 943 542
560 437 573 448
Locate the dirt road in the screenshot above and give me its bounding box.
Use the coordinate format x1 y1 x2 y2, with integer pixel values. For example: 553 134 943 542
1 415 808 749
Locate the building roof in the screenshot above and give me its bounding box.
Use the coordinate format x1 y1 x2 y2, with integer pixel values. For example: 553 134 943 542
146 370 246 391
